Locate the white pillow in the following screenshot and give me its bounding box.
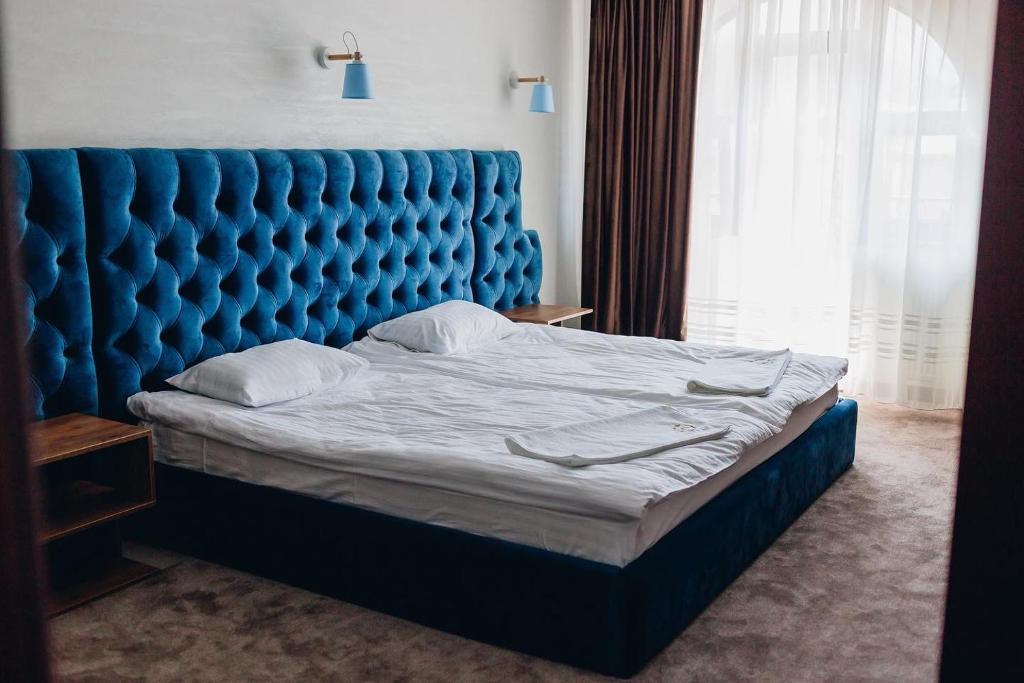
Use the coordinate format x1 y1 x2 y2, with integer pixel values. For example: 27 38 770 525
367 300 517 354
166 339 368 407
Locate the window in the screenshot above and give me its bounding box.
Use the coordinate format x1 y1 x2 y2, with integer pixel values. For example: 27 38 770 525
687 0 997 408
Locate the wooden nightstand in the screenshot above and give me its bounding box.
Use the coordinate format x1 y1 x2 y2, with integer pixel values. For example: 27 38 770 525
30 413 158 615
502 304 594 326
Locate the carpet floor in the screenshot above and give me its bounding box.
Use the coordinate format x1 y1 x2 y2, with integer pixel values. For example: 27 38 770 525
50 401 960 682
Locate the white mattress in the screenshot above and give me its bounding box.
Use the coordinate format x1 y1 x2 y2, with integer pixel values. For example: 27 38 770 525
142 385 836 567
130 327 848 567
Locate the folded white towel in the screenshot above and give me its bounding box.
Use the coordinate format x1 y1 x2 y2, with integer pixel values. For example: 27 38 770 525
505 406 731 468
687 349 792 397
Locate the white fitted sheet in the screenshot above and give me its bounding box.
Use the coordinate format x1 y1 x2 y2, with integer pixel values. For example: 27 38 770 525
142 385 837 567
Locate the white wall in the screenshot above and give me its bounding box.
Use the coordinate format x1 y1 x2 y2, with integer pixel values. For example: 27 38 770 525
2 0 585 304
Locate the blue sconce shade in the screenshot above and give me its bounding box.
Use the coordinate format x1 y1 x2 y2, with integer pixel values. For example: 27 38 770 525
529 83 555 113
343 61 374 99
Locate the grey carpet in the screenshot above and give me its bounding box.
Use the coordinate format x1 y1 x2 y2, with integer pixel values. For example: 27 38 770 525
50 402 960 682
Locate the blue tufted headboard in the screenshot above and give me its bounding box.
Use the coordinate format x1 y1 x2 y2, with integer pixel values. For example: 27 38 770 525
13 148 542 419
13 150 99 418
471 152 541 310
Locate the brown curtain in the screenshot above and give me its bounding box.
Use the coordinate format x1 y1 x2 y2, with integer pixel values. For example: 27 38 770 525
581 0 703 339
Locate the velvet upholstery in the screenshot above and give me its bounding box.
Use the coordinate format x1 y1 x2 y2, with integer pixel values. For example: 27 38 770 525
15 147 539 419
55 148 538 417
471 151 542 309
11 150 98 418
132 399 857 678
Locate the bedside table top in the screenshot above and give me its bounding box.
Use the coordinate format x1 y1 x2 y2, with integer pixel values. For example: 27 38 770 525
30 413 150 466
502 304 594 325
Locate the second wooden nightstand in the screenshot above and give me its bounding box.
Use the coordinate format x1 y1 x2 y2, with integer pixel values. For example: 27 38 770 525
30 413 158 615
501 304 593 326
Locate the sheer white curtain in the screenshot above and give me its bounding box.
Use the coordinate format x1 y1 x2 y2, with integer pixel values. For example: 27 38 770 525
687 0 997 409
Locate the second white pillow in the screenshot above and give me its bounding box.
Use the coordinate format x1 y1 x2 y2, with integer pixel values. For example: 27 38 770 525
367 300 517 354
166 338 368 407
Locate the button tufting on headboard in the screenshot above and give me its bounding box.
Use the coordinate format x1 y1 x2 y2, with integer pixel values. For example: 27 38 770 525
470 151 541 309
18 148 541 420
12 150 99 419
78 148 495 418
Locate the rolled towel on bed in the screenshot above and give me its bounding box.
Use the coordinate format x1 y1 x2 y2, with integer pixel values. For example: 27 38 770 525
687 349 793 397
505 406 731 468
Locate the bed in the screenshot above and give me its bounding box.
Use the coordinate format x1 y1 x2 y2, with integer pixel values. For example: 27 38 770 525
15 147 857 677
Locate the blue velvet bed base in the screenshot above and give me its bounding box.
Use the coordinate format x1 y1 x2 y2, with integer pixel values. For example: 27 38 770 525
130 398 857 678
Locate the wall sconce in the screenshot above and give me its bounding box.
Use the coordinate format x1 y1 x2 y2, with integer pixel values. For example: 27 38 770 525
316 31 374 100
509 70 555 114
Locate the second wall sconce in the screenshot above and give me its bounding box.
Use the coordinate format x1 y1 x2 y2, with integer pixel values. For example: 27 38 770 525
509 71 555 114
317 30 374 100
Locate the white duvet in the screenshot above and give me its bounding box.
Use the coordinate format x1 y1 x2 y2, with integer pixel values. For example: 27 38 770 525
346 324 848 427
129 362 779 523
129 326 847 531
